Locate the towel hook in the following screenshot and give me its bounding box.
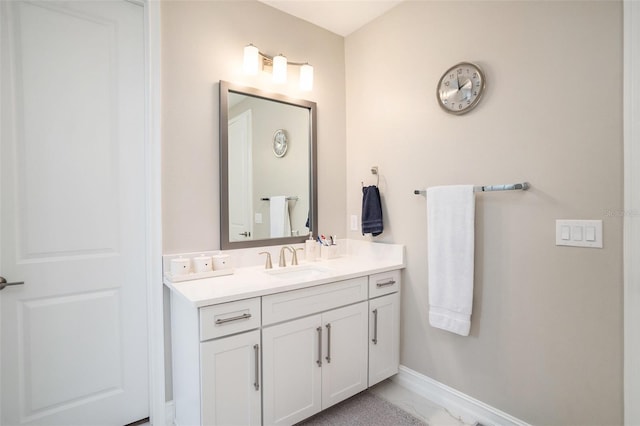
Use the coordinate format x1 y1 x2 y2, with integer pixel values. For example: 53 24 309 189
362 166 379 188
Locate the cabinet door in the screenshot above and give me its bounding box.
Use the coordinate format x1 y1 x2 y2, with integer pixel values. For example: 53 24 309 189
201 330 261 426
262 315 322 426
369 293 400 386
321 301 369 409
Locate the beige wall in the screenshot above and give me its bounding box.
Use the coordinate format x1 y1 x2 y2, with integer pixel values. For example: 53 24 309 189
345 1 623 425
162 0 346 254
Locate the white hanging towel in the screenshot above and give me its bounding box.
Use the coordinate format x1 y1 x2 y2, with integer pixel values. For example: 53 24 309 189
426 185 475 336
270 196 291 238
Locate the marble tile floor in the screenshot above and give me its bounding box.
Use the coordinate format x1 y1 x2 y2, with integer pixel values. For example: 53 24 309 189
369 378 477 426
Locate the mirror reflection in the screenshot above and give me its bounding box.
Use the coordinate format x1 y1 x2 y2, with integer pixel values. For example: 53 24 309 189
220 81 317 249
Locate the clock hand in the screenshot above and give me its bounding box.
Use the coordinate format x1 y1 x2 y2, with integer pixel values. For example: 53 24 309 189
458 79 473 101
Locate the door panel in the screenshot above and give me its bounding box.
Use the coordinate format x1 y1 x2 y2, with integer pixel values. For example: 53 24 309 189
21 290 122 413
321 302 368 409
1 1 148 425
369 293 400 386
262 315 322 426
201 330 261 426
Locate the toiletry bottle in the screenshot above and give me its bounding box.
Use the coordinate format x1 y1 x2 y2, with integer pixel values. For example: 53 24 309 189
305 232 316 261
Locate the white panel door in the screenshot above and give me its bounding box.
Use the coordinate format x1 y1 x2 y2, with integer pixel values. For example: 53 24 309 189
321 302 368 409
262 315 322 426
0 1 148 425
201 330 261 426
228 110 253 242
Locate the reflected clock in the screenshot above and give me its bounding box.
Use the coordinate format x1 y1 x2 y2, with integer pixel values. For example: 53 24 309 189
273 129 288 157
437 62 486 115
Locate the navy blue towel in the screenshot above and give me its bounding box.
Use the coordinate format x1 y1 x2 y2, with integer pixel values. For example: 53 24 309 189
362 185 383 236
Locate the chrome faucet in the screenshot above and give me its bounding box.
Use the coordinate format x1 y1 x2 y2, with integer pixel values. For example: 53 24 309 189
279 246 293 267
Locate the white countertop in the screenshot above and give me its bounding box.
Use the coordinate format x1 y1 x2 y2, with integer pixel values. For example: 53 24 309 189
164 240 405 308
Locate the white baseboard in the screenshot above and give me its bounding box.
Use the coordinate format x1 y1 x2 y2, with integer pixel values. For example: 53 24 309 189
165 400 175 426
392 365 530 426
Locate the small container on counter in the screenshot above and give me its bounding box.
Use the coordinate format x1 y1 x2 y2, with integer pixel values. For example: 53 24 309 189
320 244 339 260
170 257 191 276
193 254 213 273
212 252 232 270
305 232 317 261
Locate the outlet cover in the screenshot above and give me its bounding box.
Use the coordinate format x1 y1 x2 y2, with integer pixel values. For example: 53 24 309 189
350 214 359 231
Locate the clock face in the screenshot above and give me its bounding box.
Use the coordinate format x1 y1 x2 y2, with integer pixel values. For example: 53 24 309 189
437 62 485 115
273 129 287 157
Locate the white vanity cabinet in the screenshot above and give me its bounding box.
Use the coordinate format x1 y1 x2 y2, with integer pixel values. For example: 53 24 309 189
169 260 402 426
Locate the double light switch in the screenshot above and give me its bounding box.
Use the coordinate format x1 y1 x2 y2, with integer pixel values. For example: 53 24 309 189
555 220 603 248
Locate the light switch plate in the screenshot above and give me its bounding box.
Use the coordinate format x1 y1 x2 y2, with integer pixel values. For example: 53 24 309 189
556 220 603 248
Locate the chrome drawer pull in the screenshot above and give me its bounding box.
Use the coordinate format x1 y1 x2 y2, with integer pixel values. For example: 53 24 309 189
215 313 252 325
325 323 331 364
253 344 260 391
376 279 396 288
372 309 378 344
316 327 322 367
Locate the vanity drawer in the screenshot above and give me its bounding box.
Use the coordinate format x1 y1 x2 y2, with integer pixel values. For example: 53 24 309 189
369 270 401 298
262 277 368 325
200 297 261 341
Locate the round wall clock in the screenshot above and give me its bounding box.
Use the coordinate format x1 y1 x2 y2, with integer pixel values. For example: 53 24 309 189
272 129 288 157
436 62 486 115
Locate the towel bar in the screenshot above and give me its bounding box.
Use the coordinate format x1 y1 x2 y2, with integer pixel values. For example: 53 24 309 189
413 182 529 196
261 196 299 201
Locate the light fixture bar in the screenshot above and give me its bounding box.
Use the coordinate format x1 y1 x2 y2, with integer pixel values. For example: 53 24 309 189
243 44 314 91
255 51 307 66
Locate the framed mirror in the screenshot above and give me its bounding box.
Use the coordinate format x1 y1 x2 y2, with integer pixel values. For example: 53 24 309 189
220 81 317 249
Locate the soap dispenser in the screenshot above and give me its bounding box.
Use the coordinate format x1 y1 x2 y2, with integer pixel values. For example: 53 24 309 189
305 232 317 261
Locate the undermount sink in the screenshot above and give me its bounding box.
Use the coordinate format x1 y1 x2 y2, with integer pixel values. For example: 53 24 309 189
265 264 332 280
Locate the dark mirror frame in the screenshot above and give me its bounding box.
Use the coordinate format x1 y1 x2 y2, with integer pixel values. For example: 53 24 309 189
219 80 318 250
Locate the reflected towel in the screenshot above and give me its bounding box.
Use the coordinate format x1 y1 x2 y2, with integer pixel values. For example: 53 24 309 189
427 185 475 336
362 185 383 236
270 196 291 238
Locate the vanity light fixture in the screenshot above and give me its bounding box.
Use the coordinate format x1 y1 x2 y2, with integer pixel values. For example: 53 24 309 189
243 43 313 91
243 44 260 75
272 54 287 84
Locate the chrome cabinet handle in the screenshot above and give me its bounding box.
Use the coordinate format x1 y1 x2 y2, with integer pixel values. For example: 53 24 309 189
325 323 331 363
253 344 260 391
376 279 396 288
316 326 322 367
215 313 251 325
372 309 378 344
0 276 25 291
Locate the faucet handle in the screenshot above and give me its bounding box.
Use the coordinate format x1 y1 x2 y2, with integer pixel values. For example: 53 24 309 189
258 251 273 269
290 247 303 266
